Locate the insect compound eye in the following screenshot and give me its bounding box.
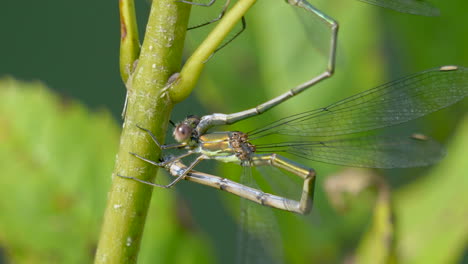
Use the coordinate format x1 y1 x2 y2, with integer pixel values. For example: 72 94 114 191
173 123 192 143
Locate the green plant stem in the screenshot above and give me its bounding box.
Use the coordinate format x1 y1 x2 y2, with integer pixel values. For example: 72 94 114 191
95 1 191 263
168 0 257 103
119 0 140 83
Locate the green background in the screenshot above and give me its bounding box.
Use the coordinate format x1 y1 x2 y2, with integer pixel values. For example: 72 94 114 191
0 0 467 263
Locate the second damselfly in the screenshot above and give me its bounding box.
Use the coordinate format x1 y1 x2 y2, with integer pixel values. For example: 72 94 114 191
119 65 467 214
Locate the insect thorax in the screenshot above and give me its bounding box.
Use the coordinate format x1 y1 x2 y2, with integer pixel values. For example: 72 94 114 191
229 132 256 161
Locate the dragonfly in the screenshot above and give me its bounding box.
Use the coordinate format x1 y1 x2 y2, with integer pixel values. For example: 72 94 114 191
119 65 468 214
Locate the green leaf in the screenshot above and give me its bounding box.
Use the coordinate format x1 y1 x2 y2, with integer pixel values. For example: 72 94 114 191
0 77 118 263
0 78 214 263
394 115 468 264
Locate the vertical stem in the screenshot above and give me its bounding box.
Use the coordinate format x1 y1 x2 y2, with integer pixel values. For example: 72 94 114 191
95 1 191 263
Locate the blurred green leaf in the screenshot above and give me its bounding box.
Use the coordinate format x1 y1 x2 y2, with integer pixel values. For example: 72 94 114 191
394 115 468 264
353 172 396 264
0 77 118 263
0 78 214 263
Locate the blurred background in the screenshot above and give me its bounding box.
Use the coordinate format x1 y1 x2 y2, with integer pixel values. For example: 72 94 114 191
0 0 467 263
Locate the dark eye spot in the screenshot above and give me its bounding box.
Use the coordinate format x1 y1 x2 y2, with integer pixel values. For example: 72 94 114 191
178 126 189 136
173 124 192 142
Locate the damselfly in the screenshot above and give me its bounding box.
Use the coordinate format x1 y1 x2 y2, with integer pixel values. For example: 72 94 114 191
122 0 440 119
183 0 439 17
119 65 468 214
182 0 450 135
184 0 439 53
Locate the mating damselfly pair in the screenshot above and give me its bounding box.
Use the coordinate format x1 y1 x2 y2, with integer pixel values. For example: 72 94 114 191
118 0 467 214
119 65 468 214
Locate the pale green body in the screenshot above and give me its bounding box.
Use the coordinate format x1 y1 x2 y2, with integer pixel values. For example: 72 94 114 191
197 132 242 164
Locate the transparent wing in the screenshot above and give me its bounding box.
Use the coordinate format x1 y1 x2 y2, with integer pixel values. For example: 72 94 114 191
236 166 284 264
249 66 468 138
256 134 446 168
287 0 336 62
289 0 438 59
288 0 439 65
357 0 440 16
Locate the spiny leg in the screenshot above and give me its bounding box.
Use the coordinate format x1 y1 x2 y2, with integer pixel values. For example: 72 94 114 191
202 16 246 63
213 16 246 54
185 0 228 30
181 0 247 59
252 153 316 214
130 150 195 167
195 0 338 134
178 0 217 7
119 154 206 188
135 124 187 150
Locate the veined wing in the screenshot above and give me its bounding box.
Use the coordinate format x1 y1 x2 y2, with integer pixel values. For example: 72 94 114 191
255 134 445 168
249 66 468 139
357 0 440 16
236 167 284 264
